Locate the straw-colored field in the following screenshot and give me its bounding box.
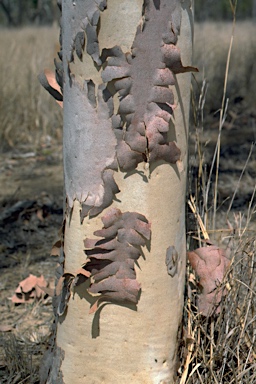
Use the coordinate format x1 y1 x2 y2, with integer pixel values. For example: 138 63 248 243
194 21 256 112
0 26 62 149
0 22 255 148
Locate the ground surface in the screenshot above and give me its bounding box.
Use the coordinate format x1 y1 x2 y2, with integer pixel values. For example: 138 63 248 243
0 143 63 383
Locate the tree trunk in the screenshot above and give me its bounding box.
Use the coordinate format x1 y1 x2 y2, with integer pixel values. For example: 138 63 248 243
40 1 196 383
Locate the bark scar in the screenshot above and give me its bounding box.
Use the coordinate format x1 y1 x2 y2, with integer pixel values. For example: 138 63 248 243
166 245 179 277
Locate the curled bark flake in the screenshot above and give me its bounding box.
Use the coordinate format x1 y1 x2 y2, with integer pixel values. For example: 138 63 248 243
38 70 63 107
62 0 107 65
51 240 62 257
72 268 91 287
188 245 231 316
12 274 48 304
101 0 197 171
53 269 90 316
89 276 140 306
114 127 145 171
83 207 151 312
52 205 150 315
63 78 118 219
80 169 120 220
56 274 74 317
161 44 197 74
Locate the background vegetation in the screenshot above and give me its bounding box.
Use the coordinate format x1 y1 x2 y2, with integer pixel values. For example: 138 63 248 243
0 0 255 26
0 0 59 26
195 0 256 20
0 19 255 150
0 26 62 150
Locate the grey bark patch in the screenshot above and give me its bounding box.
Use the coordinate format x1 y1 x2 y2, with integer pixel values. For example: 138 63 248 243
62 0 107 65
166 245 179 277
57 274 74 316
74 31 85 61
55 265 64 281
82 207 151 312
80 169 120 219
63 77 118 217
101 0 197 171
54 59 64 91
40 346 64 384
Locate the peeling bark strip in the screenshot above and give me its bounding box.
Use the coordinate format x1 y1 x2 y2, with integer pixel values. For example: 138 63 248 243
40 0 107 101
40 0 197 217
63 77 119 218
61 0 123 217
62 0 107 65
102 0 198 171
82 207 151 313
52 208 151 315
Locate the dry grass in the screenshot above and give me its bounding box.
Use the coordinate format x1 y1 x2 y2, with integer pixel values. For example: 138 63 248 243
180 205 256 383
0 297 53 384
180 255 256 383
0 255 56 383
193 21 256 113
179 13 256 384
0 26 62 150
0 22 255 149
1 333 41 383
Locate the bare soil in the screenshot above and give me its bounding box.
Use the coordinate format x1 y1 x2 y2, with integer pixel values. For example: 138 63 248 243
0 143 63 383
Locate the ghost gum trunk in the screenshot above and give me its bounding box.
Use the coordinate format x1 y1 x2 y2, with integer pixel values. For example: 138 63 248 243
40 0 196 383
